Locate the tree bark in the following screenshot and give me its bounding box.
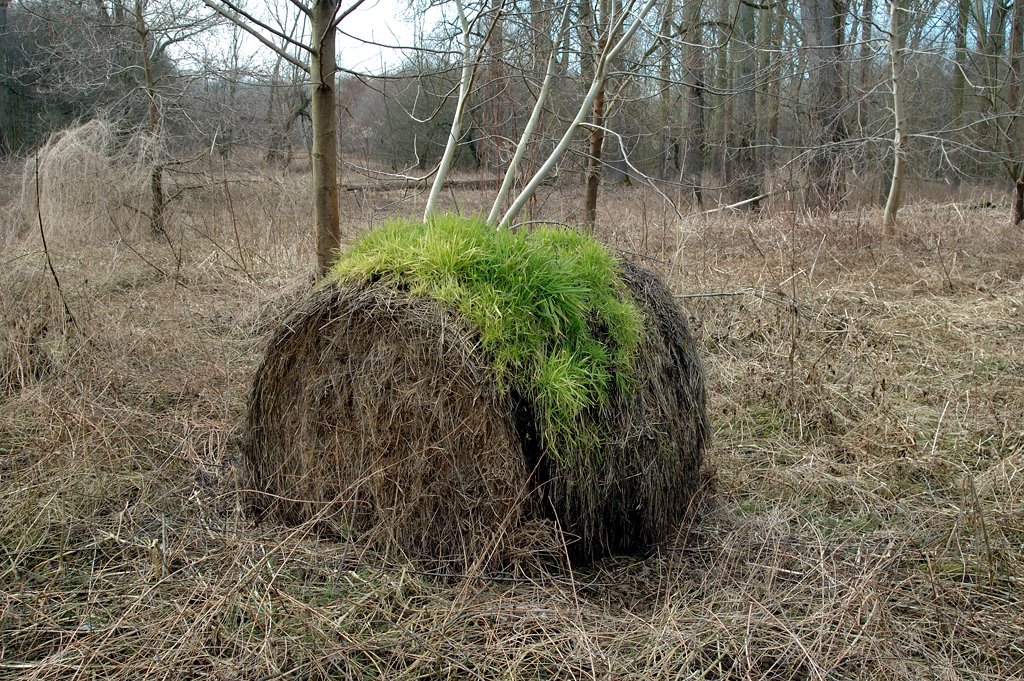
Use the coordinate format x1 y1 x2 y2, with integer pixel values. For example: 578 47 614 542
311 0 341 276
583 0 612 234
1010 0 1024 225
136 0 165 235
483 0 505 175
579 0 596 83
582 74 606 233
424 0 478 220
657 0 675 179
680 0 704 206
488 0 571 226
882 0 906 232
711 0 729 179
858 0 872 108
800 0 846 210
0 0 10 157
761 0 784 177
733 0 759 207
496 0 659 228
952 0 968 123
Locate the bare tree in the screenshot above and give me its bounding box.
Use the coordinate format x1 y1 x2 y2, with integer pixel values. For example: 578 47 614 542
6 1 218 232
679 0 704 206
494 0 660 229
583 0 614 233
883 0 907 230
800 0 847 209
656 0 675 180
732 0 758 206
202 0 365 275
6 0 1013 241
1009 0 1023 224
423 0 494 219
0 0 10 157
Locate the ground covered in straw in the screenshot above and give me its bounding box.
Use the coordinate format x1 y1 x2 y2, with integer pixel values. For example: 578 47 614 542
1 168 1023 679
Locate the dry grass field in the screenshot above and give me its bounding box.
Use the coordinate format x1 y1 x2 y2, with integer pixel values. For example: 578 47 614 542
1 158 1022 680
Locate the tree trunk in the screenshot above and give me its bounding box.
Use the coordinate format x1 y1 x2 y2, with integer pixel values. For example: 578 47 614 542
1014 165 1024 226
952 0 968 123
733 0 759 206
0 0 9 157
976 0 1009 158
494 0 659 228
483 0 505 175
583 0 613 234
882 0 906 232
487 0 571 226
859 3 872 106
657 0 675 179
799 0 846 210
711 0 730 179
761 0 784 178
1010 0 1024 225
583 72 606 233
579 0 596 83
136 1 164 235
680 0 704 206
424 0 477 220
311 0 341 276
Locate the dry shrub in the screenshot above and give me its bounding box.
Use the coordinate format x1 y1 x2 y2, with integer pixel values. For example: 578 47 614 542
16 119 154 244
244 261 710 568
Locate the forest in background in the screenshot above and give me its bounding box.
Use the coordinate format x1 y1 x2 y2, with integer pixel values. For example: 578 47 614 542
2 0 1024 229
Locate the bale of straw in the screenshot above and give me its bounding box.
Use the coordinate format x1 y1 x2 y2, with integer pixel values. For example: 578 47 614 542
244 262 710 567
244 283 539 567
536 259 712 559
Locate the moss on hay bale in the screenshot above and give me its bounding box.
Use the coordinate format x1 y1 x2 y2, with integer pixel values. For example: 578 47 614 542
244 217 711 566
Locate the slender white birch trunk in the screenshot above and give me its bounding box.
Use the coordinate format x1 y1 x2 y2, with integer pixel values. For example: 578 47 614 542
486 1 572 227
424 0 475 221
496 0 659 229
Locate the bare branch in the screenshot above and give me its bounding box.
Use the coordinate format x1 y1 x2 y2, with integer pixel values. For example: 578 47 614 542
498 0 659 229
201 0 312 71
486 1 571 226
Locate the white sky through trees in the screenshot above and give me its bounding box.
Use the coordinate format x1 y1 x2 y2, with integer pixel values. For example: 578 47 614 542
335 0 425 72
190 0 432 74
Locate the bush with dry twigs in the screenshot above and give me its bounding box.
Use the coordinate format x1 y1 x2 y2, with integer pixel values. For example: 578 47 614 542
12 120 158 246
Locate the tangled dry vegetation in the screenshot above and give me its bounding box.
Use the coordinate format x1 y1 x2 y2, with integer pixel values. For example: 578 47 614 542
1 155 1022 680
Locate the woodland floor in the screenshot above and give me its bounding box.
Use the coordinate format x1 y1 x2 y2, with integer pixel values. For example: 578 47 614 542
1 166 1023 680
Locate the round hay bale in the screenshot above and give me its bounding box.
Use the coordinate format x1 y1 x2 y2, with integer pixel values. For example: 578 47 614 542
244 283 539 567
535 259 712 559
244 246 710 568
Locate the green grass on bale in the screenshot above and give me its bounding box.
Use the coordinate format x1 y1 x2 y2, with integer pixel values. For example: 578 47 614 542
328 215 645 465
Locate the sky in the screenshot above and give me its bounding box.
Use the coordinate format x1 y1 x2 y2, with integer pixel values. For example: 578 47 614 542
333 0 423 72
174 0 452 77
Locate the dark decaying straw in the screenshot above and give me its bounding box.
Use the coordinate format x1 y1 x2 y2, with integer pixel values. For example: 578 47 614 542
243 260 711 567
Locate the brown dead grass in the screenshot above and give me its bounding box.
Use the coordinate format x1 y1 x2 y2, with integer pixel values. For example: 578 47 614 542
0 160 1022 679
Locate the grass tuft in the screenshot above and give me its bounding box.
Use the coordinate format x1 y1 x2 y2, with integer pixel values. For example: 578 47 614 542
328 215 645 464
